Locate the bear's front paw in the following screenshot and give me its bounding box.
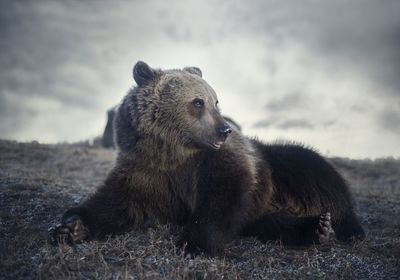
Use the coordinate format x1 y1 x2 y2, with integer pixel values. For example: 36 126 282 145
316 212 336 244
48 215 89 245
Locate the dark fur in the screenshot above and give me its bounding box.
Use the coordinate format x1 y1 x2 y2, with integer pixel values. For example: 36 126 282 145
49 61 365 256
241 142 364 245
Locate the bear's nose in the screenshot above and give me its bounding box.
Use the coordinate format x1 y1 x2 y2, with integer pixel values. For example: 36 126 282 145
217 123 232 138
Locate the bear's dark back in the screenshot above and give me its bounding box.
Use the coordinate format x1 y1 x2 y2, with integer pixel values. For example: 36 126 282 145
251 141 353 220
114 95 140 152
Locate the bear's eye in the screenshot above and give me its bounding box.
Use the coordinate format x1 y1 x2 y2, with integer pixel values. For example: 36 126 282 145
192 98 204 109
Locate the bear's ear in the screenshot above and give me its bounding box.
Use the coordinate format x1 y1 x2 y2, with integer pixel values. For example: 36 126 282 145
133 61 157 86
183 66 202 77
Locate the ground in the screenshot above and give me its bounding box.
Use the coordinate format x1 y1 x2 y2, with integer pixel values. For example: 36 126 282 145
0 140 399 280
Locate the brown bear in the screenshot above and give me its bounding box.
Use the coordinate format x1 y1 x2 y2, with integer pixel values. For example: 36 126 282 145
49 61 365 256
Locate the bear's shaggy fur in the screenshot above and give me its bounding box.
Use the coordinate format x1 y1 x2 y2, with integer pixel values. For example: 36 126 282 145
50 61 365 256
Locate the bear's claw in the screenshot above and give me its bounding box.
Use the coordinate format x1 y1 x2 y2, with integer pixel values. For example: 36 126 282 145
48 215 88 245
316 212 335 244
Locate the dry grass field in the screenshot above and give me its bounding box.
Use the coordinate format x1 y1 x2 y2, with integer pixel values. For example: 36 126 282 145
0 140 399 279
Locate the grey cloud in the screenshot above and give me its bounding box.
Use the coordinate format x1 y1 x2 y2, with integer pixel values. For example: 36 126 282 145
278 119 314 130
226 0 400 95
253 120 274 129
379 104 400 134
0 0 139 135
163 24 193 42
0 2 105 140
265 92 310 113
253 118 314 130
0 93 37 135
322 120 336 129
350 105 368 113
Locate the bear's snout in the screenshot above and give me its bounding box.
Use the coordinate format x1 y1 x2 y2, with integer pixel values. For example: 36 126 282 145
216 123 232 140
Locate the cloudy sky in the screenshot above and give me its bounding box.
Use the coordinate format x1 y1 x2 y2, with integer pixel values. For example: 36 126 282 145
1 0 399 158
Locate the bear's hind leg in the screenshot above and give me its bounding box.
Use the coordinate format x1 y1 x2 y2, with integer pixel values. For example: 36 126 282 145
241 212 335 246
333 213 365 242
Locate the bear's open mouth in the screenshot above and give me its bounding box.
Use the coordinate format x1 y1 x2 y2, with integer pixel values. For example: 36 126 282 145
208 141 225 150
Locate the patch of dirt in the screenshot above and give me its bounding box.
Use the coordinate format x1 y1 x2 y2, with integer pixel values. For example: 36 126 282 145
0 140 399 279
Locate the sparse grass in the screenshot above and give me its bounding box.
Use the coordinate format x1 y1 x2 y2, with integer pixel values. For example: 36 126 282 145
0 140 399 279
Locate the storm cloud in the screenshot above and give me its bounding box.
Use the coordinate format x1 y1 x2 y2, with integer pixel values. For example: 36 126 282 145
0 0 399 158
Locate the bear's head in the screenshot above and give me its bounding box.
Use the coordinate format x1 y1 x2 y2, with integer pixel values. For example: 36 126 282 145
128 61 232 151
